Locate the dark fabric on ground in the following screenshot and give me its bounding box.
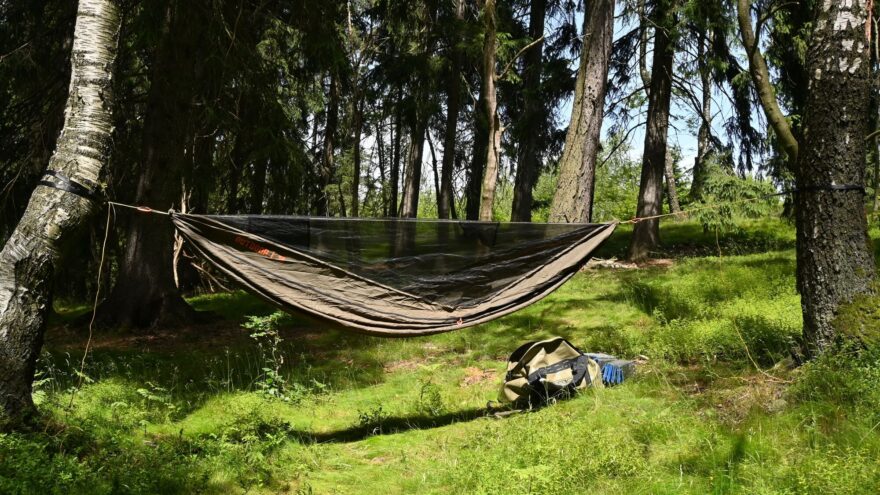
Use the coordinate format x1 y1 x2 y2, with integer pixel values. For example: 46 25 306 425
171 214 616 336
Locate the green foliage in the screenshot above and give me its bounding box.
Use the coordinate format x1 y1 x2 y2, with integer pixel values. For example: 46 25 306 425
444 399 653 494
357 404 389 435
243 312 295 401
790 343 880 414
616 251 802 364
0 433 96 495
694 160 780 240
591 138 642 222
529 169 557 222
414 379 446 417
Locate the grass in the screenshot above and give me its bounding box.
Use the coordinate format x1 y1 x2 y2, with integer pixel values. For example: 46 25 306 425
3 218 880 494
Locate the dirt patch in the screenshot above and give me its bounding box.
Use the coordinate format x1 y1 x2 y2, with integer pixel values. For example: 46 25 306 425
711 374 789 424
460 367 496 387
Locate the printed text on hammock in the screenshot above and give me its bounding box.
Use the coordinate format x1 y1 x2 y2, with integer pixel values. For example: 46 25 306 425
234 236 287 262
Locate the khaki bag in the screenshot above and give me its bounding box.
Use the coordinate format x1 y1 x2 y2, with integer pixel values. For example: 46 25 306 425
501 337 602 406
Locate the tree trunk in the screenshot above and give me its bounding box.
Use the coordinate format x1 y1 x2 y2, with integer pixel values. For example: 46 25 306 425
465 79 489 220
795 0 876 354
377 119 388 216
400 117 426 218
428 133 441 208
664 150 681 213
101 0 201 328
227 133 245 213
250 159 267 214
389 88 403 217
439 0 465 219
190 131 214 213
351 96 363 217
548 0 614 223
874 131 880 212
510 0 547 222
0 0 118 423
870 40 880 213
317 72 339 216
478 0 501 221
628 0 675 261
691 32 712 201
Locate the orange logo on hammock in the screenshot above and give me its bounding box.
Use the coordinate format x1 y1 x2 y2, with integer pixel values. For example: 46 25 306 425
234 236 286 261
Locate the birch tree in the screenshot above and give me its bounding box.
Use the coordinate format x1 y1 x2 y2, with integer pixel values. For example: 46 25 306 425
0 0 119 423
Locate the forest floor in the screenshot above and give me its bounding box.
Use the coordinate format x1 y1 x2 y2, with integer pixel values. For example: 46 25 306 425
4 219 880 494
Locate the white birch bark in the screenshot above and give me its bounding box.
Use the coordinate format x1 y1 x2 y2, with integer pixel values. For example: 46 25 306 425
0 0 119 422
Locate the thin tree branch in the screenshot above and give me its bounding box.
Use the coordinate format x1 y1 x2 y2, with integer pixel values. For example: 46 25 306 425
497 35 545 80
598 120 647 168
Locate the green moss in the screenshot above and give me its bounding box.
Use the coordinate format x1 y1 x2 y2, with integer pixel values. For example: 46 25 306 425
833 287 880 347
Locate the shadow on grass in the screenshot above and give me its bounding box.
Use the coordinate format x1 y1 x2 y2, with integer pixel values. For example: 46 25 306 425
289 407 491 444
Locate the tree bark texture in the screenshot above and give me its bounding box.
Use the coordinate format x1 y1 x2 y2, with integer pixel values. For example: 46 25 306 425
101 0 203 328
399 117 426 218
478 0 501 222
439 0 465 219
250 159 267 214
869 36 880 213
316 72 339 216
428 133 441 206
351 96 363 217
389 88 403 217
377 120 389 216
227 130 246 213
465 79 488 220
795 0 876 354
548 0 614 223
510 0 546 222
628 0 675 261
0 0 118 422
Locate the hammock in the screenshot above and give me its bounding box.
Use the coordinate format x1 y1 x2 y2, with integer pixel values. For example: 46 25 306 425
171 213 616 337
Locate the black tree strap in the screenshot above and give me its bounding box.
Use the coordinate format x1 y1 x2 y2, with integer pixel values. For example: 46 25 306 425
793 184 865 193
38 170 102 201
